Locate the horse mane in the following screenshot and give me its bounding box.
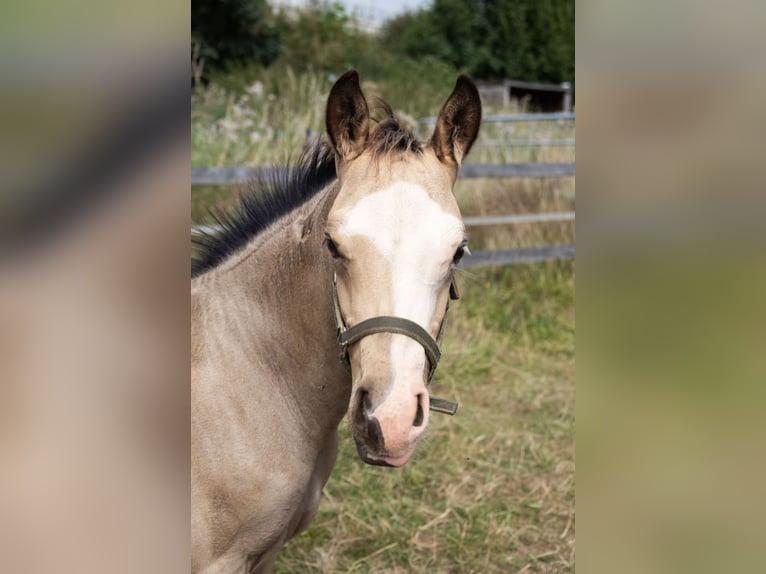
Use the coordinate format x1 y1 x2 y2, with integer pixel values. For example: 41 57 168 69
191 140 337 278
191 109 421 278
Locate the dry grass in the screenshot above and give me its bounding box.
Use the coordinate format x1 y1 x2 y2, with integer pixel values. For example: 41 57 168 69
192 69 327 168
455 177 575 252
275 263 575 573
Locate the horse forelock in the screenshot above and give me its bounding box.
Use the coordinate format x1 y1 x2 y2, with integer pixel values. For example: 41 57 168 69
363 100 423 160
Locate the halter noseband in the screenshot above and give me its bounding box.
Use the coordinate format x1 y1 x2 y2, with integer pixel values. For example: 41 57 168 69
332 273 459 415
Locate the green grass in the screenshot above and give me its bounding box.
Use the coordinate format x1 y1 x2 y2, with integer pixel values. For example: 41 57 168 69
192 68 575 572
275 263 575 573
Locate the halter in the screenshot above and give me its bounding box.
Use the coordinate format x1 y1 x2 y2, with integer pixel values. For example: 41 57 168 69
332 273 460 415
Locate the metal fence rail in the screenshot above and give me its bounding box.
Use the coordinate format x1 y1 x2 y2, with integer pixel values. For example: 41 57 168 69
463 212 574 226
459 162 574 178
462 245 575 268
421 111 576 162
419 112 576 125
191 162 574 186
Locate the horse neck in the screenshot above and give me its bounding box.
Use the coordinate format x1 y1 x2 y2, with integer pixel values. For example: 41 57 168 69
200 184 350 433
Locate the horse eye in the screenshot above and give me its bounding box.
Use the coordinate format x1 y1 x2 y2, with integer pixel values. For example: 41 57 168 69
324 235 341 259
453 242 469 265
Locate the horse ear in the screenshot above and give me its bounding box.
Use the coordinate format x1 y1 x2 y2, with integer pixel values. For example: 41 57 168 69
326 70 370 161
430 75 482 166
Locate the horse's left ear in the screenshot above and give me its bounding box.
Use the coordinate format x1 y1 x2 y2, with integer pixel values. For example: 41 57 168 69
430 75 482 167
326 70 370 162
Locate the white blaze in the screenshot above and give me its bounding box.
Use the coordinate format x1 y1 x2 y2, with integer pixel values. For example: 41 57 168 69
338 182 463 381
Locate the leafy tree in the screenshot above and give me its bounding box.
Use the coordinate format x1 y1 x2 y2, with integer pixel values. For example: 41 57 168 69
429 0 485 71
478 0 574 83
269 1 387 77
192 0 280 76
382 9 452 66
381 0 574 84
273 1 355 73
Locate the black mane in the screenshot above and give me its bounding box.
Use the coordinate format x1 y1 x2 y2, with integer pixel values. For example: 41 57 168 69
191 140 337 278
191 113 421 278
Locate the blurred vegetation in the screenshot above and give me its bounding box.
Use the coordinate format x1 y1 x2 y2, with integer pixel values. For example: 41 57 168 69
191 0 280 79
191 0 574 86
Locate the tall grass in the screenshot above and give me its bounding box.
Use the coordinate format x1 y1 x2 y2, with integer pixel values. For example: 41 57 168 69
192 68 575 572
192 68 327 168
192 64 575 168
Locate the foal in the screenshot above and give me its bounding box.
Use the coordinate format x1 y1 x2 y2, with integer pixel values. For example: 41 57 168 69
191 71 481 572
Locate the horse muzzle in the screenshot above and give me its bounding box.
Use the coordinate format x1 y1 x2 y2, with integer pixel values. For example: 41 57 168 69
332 273 459 416
350 385 429 467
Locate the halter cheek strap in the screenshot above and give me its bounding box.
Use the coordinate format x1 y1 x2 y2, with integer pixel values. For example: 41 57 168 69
332 273 459 416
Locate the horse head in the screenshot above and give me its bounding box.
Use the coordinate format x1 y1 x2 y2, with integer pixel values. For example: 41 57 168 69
324 71 481 466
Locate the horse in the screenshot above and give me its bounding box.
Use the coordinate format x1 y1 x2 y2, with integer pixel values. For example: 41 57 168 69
191 70 481 573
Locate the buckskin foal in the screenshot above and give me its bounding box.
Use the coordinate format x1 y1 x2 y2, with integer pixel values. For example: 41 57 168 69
191 71 481 573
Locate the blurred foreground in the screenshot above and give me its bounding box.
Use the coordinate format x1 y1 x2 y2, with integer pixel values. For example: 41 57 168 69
0 1 191 572
577 1 766 573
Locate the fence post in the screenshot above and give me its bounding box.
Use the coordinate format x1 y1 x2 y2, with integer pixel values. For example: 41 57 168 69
561 82 572 113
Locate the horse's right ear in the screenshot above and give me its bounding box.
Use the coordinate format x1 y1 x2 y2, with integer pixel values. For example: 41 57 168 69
326 70 370 162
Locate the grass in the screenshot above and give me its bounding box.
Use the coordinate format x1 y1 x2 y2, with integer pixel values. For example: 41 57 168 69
274 263 575 573
192 68 575 572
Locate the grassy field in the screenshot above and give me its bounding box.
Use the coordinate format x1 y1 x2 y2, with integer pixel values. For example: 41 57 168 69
192 68 575 573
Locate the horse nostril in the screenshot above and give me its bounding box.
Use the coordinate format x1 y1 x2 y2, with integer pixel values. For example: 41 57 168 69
413 395 425 427
353 388 386 451
366 416 385 451
353 388 369 427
